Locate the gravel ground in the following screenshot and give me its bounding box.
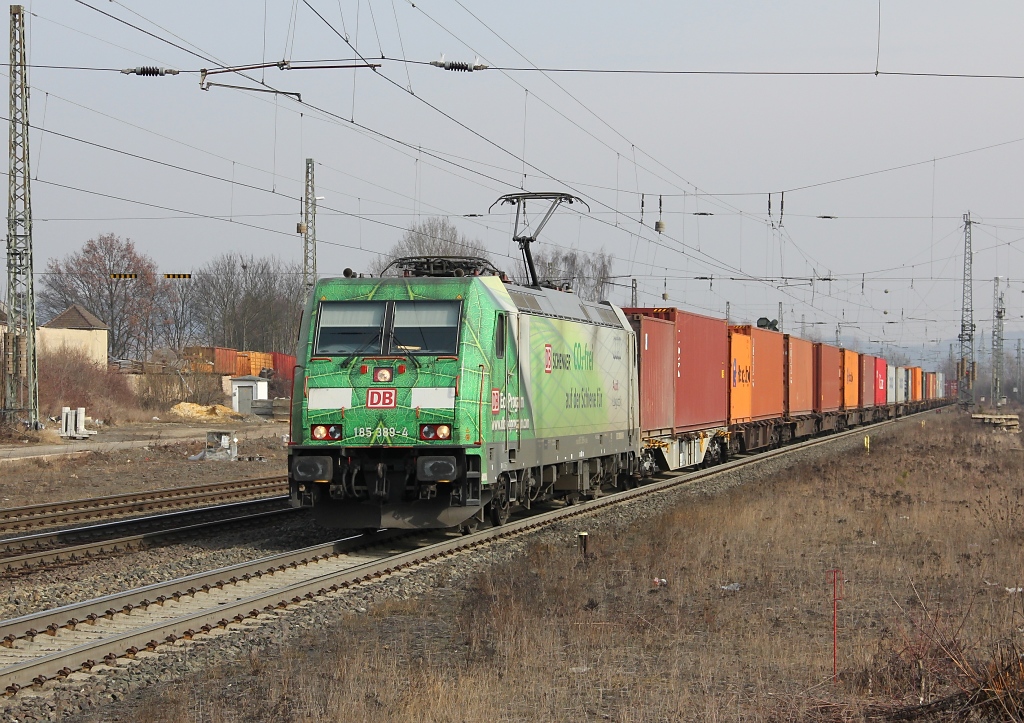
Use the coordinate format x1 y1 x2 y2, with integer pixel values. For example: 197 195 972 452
0 510 345 621
0 435 288 509
0 416 930 722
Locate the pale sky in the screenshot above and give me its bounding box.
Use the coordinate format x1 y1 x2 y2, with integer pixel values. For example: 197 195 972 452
12 1 1024 366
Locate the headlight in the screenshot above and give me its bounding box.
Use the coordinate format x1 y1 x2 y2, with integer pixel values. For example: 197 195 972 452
311 425 342 441
374 367 393 383
420 424 452 441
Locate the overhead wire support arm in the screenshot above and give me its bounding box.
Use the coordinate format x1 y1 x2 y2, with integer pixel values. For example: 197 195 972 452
198 60 379 99
489 192 588 288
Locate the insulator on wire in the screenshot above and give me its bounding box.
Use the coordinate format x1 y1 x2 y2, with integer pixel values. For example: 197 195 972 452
121 67 179 76
429 55 488 72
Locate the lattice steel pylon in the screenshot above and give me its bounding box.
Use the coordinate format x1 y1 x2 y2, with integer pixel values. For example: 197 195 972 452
958 212 975 408
992 277 1005 407
301 158 316 291
3 5 37 427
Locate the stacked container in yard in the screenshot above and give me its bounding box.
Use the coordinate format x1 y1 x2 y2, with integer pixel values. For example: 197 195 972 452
183 346 238 375
271 352 298 382
625 307 728 434
729 326 784 422
858 355 876 408
841 349 859 410
873 357 887 406
911 367 923 401
886 364 896 405
243 352 273 376
785 335 814 417
814 343 842 413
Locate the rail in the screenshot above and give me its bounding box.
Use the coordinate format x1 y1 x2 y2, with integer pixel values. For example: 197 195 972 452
0 477 288 536
0 409 945 696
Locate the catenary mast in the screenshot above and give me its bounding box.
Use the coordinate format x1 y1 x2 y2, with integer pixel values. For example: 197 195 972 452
3 5 36 427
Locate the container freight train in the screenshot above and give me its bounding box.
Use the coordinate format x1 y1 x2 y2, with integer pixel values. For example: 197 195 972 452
287 260 948 532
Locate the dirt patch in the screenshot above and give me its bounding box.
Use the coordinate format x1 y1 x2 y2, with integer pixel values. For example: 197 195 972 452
65 412 1024 722
0 436 287 508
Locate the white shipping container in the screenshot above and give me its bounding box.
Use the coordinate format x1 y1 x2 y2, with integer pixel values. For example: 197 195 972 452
936 372 945 399
896 367 908 403
886 366 896 405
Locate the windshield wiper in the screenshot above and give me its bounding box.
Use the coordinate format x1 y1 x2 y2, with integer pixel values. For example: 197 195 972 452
343 329 384 366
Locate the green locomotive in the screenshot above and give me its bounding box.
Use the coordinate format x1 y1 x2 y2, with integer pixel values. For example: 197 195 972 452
288 194 640 530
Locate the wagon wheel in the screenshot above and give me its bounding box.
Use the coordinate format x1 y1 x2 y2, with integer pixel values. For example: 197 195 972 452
488 475 511 526
459 516 480 535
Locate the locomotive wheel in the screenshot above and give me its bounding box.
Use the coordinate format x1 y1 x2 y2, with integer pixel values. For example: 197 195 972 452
489 476 511 526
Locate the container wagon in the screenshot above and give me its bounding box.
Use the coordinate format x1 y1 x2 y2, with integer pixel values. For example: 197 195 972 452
784 335 816 440
625 307 729 469
728 325 785 452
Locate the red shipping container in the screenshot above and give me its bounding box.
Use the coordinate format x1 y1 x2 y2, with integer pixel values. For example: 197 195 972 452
271 352 298 382
785 335 814 417
625 307 729 433
874 357 887 406
859 355 876 408
675 310 729 432
729 325 785 422
814 343 842 413
212 347 237 376
630 315 676 434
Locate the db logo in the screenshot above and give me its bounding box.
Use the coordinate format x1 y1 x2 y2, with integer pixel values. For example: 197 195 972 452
491 388 501 414
366 388 396 409
544 344 553 374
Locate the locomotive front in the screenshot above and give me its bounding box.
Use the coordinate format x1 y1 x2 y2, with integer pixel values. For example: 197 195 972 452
288 268 500 530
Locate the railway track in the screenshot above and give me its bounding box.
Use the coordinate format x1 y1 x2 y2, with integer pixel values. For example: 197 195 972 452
0 476 288 537
0 412 937 697
0 500 301 577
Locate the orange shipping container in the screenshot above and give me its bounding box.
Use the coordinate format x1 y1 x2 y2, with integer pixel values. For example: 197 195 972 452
729 331 752 424
841 349 859 410
729 325 785 421
911 367 923 401
814 343 842 413
785 335 814 417
235 353 251 377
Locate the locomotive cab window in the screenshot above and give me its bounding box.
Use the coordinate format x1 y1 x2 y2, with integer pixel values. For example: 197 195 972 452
391 301 461 355
314 301 386 355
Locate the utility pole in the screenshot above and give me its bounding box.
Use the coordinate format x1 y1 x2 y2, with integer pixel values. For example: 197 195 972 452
1011 335 1019 399
835 324 841 347
300 158 316 291
778 301 783 333
630 278 637 307
958 212 975 408
801 313 805 338
3 6 36 427
992 277 1005 407
725 301 730 324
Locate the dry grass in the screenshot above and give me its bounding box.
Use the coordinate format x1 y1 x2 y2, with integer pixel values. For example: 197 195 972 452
38 347 144 423
85 413 1024 722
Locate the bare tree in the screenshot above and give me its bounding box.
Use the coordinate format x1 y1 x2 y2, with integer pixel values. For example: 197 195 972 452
38 233 160 359
191 254 304 353
525 247 615 302
369 217 491 275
